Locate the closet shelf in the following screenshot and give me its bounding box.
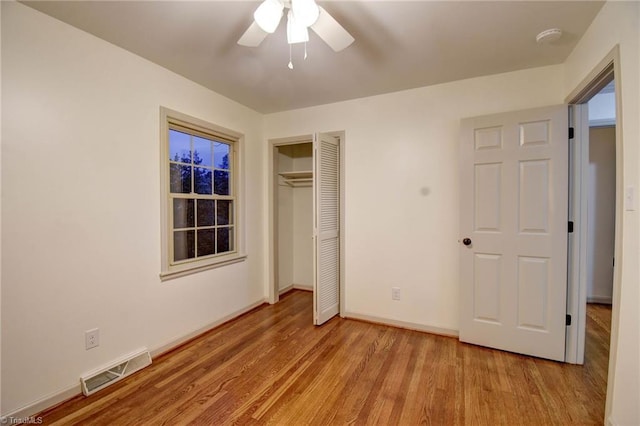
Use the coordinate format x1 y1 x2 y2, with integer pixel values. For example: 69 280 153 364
279 170 313 187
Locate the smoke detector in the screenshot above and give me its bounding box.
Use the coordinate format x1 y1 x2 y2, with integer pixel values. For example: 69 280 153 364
536 28 563 44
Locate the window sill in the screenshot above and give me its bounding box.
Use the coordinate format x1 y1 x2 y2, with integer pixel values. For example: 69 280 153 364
160 253 247 281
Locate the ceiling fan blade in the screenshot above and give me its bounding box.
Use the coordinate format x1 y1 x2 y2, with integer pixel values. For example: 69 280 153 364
310 6 354 52
238 21 269 47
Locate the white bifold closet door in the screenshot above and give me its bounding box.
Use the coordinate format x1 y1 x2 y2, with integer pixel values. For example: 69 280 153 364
313 133 340 325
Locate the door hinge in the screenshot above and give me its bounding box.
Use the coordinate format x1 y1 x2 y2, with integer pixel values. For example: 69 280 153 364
569 127 575 139
568 221 574 233
566 314 572 326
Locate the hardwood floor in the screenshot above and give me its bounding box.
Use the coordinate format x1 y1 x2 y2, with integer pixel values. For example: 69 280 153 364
40 292 611 425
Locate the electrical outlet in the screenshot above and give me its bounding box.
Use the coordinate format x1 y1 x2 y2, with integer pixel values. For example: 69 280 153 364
85 328 99 350
392 287 401 301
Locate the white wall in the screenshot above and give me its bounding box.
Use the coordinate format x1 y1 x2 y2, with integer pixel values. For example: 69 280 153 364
291 145 313 287
265 65 565 331
277 147 294 291
563 2 640 424
1 2 265 415
587 127 616 304
589 91 616 126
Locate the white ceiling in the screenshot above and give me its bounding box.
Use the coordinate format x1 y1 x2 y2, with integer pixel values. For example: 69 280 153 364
22 1 604 113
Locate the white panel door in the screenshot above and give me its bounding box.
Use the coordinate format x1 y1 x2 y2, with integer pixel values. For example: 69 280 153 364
313 133 340 325
459 105 568 361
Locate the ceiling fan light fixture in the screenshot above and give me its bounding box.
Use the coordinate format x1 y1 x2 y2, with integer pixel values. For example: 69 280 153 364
291 0 319 28
287 10 309 44
238 0 354 54
254 0 284 34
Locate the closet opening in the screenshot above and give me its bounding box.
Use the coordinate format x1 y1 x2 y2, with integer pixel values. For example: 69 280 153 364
274 140 314 296
268 133 345 325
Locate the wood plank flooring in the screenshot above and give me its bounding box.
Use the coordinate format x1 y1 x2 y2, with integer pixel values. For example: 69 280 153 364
40 291 611 425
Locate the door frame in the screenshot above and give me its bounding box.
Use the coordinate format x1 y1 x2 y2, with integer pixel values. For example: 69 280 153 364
267 132 346 318
565 47 620 364
565 46 622 419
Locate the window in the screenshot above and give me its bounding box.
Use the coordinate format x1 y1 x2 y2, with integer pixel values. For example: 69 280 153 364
160 108 245 279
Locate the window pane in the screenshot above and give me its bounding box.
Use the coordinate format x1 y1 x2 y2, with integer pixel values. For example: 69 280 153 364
174 230 195 261
197 229 216 257
170 164 191 194
214 170 230 195
214 142 230 170
169 130 191 164
217 200 233 225
197 199 215 226
193 137 212 167
173 198 194 228
217 227 233 253
194 168 212 194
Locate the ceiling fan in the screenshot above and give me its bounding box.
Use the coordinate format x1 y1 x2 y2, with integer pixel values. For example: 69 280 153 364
237 0 355 53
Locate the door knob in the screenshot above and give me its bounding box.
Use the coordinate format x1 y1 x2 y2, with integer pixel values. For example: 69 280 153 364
462 238 472 246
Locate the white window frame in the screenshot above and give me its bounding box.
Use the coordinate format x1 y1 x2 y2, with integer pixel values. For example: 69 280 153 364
160 107 246 280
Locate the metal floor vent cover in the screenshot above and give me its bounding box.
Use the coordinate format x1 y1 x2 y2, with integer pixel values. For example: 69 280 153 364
80 348 152 396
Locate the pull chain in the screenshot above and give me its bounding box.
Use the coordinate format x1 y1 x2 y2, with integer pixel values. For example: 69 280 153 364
288 42 310 68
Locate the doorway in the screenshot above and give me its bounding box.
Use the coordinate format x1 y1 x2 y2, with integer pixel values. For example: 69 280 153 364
584 84 616 376
268 133 345 325
566 54 620 367
586 81 616 306
274 140 314 296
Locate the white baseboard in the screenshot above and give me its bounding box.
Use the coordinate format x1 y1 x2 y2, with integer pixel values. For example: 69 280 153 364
292 284 312 292
587 296 613 304
343 311 459 338
2 384 81 422
279 284 312 295
2 298 268 420
150 298 267 358
278 284 293 295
